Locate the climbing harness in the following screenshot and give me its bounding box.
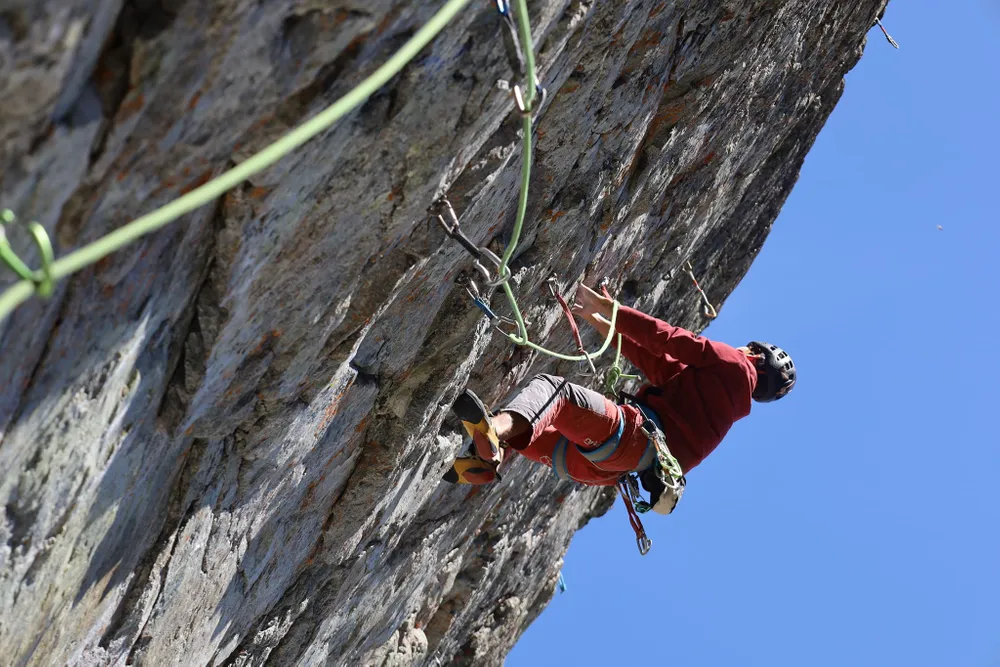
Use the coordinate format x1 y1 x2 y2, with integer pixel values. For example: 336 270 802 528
874 17 899 49
613 390 687 555
507 379 662 541
628 394 686 513
543 378 684 555
1 209 55 299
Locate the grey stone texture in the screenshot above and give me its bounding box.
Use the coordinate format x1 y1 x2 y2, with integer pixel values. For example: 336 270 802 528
0 0 888 664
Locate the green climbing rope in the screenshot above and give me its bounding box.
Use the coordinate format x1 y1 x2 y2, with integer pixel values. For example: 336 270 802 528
0 0 474 322
1 210 55 299
3 0 622 374
492 0 622 364
604 333 640 396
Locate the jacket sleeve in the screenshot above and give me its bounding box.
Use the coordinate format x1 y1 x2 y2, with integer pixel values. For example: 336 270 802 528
617 333 685 386
614 305 744 370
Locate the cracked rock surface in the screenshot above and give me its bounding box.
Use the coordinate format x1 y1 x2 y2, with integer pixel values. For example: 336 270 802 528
1 0 887 664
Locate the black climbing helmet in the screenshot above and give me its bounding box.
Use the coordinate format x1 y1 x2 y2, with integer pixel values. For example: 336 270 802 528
747 341 796 402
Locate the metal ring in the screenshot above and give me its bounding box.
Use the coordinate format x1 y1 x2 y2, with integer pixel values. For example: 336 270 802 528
514 83 548 116
479 246 503 269
472 260 493 285
513 85 528 114
486 264 512 288
513 84 547 117
435 213 454 235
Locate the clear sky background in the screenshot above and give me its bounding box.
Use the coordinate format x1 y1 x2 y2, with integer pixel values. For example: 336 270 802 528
508 2 1000 665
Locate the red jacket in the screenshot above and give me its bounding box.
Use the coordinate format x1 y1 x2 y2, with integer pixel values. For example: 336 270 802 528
615 305 757 473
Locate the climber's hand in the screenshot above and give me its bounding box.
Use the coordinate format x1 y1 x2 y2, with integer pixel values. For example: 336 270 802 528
572 283 614 332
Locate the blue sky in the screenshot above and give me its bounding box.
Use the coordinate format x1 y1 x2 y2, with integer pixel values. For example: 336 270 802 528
509 2 1000 665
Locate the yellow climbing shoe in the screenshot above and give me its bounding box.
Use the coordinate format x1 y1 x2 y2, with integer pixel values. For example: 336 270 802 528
442 456 500 485
452 389 502 464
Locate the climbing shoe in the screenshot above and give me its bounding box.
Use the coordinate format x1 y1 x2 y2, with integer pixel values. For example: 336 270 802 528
452 389 503 465
443 456 501 485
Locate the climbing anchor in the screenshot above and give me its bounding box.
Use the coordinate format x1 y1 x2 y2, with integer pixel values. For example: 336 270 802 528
431 197 508 287
432 198 517 330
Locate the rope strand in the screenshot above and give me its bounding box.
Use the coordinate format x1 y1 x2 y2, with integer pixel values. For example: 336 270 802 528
0 0 475 321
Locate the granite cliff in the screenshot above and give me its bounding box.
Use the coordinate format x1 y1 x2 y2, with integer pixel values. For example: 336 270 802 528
0 0 888 664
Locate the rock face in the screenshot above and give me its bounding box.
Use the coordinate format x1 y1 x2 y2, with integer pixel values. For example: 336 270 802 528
0 0 886 664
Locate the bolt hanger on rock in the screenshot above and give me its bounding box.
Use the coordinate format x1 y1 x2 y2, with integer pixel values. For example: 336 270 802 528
430 197 517 332
431 197 508 287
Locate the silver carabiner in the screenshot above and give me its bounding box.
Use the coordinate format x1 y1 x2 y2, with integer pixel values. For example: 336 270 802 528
637 534 652 555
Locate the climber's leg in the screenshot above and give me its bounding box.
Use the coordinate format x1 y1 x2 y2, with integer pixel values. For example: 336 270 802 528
498 374 620 451
444 376 621 485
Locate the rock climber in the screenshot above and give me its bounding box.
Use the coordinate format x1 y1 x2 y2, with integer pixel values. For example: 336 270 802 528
444 283 796 513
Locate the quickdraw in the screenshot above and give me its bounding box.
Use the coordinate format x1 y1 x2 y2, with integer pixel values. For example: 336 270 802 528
617 474 652 555
874 17 899 49
431 197 518 332
547 276 597 376
683 260 718 320
495 0 525 77
431 197 505 287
